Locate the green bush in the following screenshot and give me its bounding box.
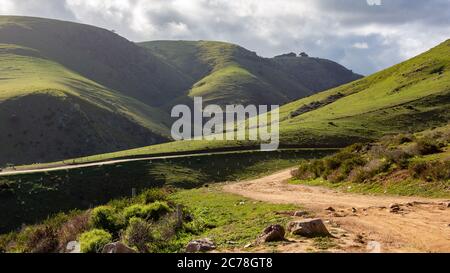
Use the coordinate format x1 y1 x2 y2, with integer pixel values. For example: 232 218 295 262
139 188 168 204
409 160 450 182
415 139 442 155
79 229 112 253
89 206 123 234
123 202 171 222
124 217 152 252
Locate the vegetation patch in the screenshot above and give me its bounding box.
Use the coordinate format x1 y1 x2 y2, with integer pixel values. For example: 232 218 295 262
292 126 450 198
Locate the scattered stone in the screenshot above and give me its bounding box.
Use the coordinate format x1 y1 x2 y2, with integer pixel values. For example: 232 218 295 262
389 204 401 213
257 224 286 243
66 241 80 253
293 211 308 217
287 219 332 238
445 202 450 208
325 207 336 212
102 242 137 253
352 208 357 213
186 238 216 253
354 234 365 244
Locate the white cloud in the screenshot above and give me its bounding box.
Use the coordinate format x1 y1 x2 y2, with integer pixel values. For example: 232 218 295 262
0 0 15 14
353 42 369 49
0 0 449 75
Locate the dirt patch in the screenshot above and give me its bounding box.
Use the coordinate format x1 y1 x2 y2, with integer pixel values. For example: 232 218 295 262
223 168 450 253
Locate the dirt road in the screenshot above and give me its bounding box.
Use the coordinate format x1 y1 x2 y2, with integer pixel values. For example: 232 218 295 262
223 169 450 253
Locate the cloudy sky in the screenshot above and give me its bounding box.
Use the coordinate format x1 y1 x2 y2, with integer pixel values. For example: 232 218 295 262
0 0 449 75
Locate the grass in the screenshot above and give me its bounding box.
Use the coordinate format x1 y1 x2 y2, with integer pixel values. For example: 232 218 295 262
290 125 450 198
0 149 332 233
26 39 449 168
0 185 298 253
171 186 298 248
290 178 450 199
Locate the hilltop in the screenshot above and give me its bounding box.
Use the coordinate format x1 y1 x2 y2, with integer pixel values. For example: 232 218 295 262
60 39 450 163
141 40 361 108
0 16 361 166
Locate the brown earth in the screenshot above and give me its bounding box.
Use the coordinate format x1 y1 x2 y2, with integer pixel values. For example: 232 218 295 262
223 169 450 253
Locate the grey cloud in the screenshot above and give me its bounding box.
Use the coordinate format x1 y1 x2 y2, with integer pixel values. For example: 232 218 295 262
0 0 448 75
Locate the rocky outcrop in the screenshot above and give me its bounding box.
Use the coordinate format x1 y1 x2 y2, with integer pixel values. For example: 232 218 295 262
186 238 216 253
287 219 331 238
257 224 286 243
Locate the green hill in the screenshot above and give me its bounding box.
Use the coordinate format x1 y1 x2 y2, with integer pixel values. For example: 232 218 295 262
0 16 361 166
59 39 449 163
141 40 361 108
0 43 172 165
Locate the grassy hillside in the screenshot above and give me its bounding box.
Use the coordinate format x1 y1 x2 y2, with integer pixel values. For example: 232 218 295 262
0 149 333 232
291 125 450 198
0 187 298 253
0 16 363 166
50 39 449 164
0 16 191 107
0 43 172 166
141 40 361 108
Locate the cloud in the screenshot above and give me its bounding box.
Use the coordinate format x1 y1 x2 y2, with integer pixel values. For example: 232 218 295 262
353 42 369 49
0 0 448 75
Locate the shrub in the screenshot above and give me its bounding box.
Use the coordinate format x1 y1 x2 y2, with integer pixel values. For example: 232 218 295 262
139 188 168 204
79 229 112 253
123 202 171 222
89 206 123 234
25 226 58 253
295 160 325 180
57 212 90 251
124 218 152 252
409 160 450 182
415 139 442 155
348 159 390 183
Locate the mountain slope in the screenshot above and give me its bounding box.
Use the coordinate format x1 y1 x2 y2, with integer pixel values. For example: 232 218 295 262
140 40 361 107
0 43 171 165
0 16 191 107
59 39 449 163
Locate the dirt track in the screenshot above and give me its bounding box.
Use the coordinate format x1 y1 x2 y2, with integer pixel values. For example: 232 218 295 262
223 169 450 253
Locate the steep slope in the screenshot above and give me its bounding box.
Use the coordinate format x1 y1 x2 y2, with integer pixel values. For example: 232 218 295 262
0 43 171 166
0 16 191 107
275 39 450 146
140 40 361 108
59 39 449 163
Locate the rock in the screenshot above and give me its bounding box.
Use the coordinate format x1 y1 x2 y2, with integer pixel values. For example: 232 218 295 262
389 203 401 213
66 241 80 253
287 219 331 238
257 224 286 243
186 238 216 253
293 211 308 217
325 207 336 212
445 202 450 208
352 208 357 213
244 243 254 248
102 242 137 253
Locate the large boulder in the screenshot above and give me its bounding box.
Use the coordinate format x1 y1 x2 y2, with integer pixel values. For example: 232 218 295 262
287 219 331 238
186 238 216 253
257 224 286 243
102 242 137 253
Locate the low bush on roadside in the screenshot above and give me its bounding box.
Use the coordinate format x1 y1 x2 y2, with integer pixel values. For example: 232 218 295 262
79 229 112 253
123 201 172 222
89 206 124 234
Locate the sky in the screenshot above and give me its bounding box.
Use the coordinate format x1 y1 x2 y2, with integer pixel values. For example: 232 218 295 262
0 0 449 75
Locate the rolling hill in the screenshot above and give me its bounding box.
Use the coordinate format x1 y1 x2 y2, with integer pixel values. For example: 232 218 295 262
57 39 449 163
0 16 362 166
141 40 361 108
